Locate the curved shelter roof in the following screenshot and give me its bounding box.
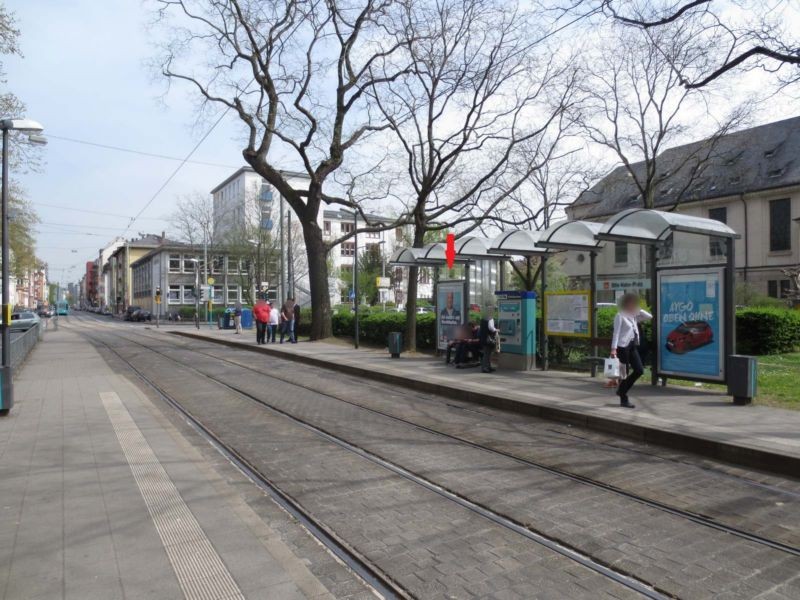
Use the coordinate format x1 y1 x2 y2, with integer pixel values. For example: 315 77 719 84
454 236 507 260
597 208 739 244
488 229 551 256
537 220 605 252
389 247 423 266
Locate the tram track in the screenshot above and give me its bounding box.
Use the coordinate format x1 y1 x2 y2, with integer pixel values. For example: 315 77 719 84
80 323 670 600
125 325 800 559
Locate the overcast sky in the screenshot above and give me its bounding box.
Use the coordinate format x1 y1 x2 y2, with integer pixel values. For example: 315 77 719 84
7 0 799 286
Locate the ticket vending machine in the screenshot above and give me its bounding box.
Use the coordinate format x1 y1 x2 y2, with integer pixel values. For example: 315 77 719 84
494 290 537 370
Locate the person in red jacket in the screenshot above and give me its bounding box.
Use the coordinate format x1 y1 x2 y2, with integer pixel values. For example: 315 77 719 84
253 297 271 345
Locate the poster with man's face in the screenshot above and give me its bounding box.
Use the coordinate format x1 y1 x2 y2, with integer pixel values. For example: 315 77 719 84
437 281 465 350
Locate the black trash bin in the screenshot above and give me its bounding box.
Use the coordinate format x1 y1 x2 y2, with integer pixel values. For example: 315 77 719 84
221 311 233 329
387 332 403 358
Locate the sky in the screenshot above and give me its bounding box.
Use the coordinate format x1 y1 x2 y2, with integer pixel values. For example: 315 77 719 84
6 0 799 287
7 0 248 284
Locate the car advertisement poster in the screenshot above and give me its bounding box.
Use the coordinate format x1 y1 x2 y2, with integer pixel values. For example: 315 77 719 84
544 290 591 338
437 281 466 351
657 268 724 381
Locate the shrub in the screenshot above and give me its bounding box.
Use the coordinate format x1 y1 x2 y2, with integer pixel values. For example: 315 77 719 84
330 310 437 349
736 307 800 355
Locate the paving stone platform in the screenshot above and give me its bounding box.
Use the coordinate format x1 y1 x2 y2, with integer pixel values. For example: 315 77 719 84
172 327 800 478
0 327 348 600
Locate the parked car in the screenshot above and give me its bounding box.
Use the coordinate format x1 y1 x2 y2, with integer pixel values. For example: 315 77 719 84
10 311 41 331
124 306 142 321
665 321 714 354
134 309 152 322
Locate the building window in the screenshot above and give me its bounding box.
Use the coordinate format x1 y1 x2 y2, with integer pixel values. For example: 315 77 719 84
169 254 181 273
614 242 628 264
395 228 404 241
366 231 380 239
168 285 181 304
341 242 355 257
212 285 224 303
228 258 239 274
768 279 791 299
341 222 354 235
769 198 791 252
323 220 331 234
419 268 431 284
212 256 224 274
182 285 196 304
227 286 240 304
183 255 198 272
708 207 727 257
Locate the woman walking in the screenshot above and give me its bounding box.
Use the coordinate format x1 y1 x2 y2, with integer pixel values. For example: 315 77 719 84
610 293 652 408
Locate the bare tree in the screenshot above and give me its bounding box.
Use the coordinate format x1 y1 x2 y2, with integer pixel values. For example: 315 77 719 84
169 192 216 247
370 0 579 349
155 0 415 339
576 1 800 89
577 20 747 211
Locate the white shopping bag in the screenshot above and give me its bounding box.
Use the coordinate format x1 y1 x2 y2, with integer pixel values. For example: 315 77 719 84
603 357 621 379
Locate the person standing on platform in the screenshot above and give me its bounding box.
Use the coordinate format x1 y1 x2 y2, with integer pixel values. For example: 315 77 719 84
292 302 301 343
253 297 270 345
610 293 652 409
268 301 279 343
280 297 296 344
479 305 498 373
233 302 243 334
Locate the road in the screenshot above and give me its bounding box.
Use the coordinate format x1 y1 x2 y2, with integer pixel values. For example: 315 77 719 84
71 313 800 599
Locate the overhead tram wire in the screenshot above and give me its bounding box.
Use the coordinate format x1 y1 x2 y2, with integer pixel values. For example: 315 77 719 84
123 106 234 237
46 134 239 170
32 201 164 221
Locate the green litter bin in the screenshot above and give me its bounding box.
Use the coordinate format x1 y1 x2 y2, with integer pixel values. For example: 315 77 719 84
387 332 403 358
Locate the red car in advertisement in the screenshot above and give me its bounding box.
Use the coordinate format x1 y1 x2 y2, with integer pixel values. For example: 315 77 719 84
665 321 714 354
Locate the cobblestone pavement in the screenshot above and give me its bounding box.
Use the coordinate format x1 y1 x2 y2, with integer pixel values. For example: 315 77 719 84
82 323 800 599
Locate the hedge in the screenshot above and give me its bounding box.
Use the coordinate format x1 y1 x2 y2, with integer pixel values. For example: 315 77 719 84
331 311 437 349
736 308 800 355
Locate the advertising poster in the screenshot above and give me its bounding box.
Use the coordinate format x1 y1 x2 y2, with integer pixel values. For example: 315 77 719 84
544 290 591 338
657 268 724 381
437 281 465 350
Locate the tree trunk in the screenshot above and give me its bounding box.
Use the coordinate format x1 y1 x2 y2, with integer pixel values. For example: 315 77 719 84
302 221 332 339
404 225 426 351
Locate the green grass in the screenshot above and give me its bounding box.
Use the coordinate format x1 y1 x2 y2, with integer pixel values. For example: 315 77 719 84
662 353 800 409
754 353 800 409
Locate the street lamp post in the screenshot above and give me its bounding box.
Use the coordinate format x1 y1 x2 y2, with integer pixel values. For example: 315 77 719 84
1 119 45 416
189 258 200 330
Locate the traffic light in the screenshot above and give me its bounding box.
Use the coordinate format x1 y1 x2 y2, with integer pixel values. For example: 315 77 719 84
200 285 209 302
155 287 162 304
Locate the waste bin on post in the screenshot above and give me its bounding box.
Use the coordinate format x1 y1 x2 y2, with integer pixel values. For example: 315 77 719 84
387 332 402 358
241 308 254 329
728 355 757 405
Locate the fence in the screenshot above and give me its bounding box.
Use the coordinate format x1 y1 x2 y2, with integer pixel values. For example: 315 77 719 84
9 323 43 369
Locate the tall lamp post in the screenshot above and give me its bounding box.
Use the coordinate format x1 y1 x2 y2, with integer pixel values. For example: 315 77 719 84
188 258 200 330
1 119 46 416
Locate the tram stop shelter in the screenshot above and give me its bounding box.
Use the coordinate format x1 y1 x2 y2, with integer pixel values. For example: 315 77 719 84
390 209 751 402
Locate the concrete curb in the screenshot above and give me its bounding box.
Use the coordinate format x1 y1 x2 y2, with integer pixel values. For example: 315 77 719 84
171 331 800 479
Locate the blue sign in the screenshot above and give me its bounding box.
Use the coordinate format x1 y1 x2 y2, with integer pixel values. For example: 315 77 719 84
657 268 724 381
349 289 355 300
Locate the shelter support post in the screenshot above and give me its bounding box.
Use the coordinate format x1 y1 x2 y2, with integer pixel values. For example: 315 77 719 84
725 237 736 377
590 251 598 377
464 263 471 309
540 255 548 371
649 245 659 386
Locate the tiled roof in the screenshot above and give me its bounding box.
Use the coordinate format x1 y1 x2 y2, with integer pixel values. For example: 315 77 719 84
570 116 800 219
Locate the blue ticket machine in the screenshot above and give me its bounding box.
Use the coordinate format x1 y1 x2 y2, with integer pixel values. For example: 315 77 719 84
494 290 537 370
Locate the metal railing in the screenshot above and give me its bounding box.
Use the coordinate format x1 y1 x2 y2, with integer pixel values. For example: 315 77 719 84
9 323 43 368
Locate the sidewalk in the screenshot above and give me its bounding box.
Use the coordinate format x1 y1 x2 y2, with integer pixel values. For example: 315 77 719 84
174 327 800 477
0 327 344 600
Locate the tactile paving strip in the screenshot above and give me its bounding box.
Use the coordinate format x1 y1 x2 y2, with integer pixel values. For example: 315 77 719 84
101 391 245 600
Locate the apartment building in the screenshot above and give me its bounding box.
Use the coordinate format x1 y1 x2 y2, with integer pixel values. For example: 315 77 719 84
564 116 800 302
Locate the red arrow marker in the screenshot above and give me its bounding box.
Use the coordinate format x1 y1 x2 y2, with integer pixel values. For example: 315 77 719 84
445 233 456 269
